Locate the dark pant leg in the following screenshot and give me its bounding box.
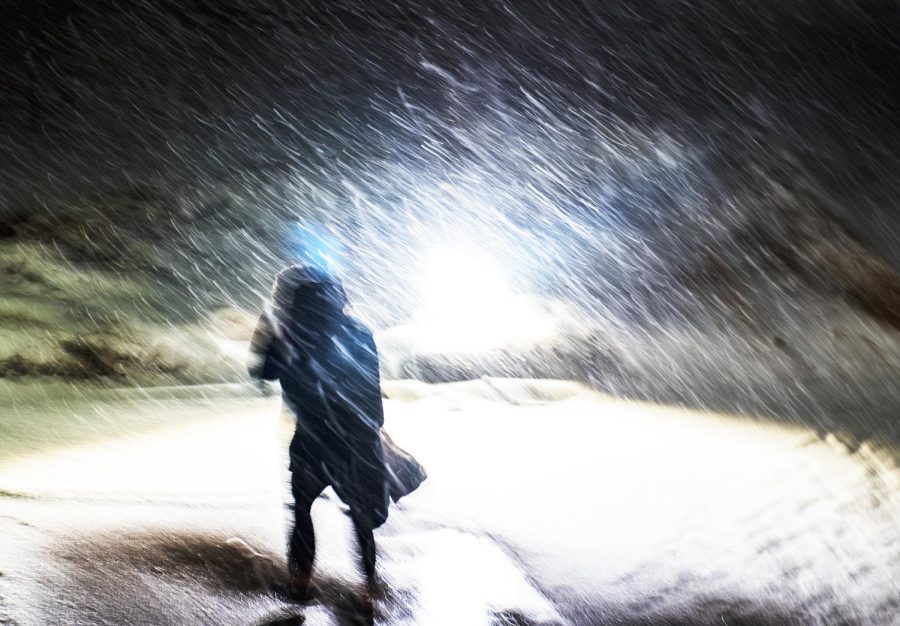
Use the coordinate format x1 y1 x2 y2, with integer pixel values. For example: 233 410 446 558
350 512 377 582
340 445 389 585
288 471 325 594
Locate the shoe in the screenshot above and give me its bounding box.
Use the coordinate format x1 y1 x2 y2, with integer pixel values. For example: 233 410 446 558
270 580 311 604
260 613 305 626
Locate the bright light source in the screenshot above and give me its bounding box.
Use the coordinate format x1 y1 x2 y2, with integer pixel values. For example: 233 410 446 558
288 223 344 274
420 248 511 324
412 247 557 353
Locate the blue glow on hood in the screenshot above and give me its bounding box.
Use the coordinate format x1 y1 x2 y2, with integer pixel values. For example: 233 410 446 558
288 223 345 275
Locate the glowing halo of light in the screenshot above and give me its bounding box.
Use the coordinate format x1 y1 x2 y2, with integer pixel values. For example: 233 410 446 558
410 246 557 354
286 222 345 275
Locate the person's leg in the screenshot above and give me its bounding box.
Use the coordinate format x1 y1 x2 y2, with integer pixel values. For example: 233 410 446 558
349 511 378 624
288 472 322 599
333 442 388 590
351 513 377 582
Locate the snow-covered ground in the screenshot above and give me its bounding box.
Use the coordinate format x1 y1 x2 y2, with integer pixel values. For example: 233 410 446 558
3 380 900 625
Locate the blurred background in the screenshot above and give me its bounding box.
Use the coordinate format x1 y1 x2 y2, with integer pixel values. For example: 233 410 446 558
2 0 900 426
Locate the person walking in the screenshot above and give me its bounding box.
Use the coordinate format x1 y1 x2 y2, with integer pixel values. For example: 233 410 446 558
249 264 389 604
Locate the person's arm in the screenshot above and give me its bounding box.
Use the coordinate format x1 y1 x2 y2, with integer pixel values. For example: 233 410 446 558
248 312 280 381
357 327 386 429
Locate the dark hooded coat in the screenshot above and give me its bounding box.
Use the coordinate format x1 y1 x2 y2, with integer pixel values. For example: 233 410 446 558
249 266 389 526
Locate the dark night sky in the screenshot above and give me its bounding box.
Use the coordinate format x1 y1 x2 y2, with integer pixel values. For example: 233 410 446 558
1 0 900 264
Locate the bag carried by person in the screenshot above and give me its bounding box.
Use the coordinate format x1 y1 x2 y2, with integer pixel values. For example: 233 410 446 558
380 430 427 503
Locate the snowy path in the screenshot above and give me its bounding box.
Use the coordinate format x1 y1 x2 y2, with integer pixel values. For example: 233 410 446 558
2 381 900 624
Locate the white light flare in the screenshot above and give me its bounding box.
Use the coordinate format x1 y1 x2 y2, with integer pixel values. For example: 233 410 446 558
412 247 557 353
